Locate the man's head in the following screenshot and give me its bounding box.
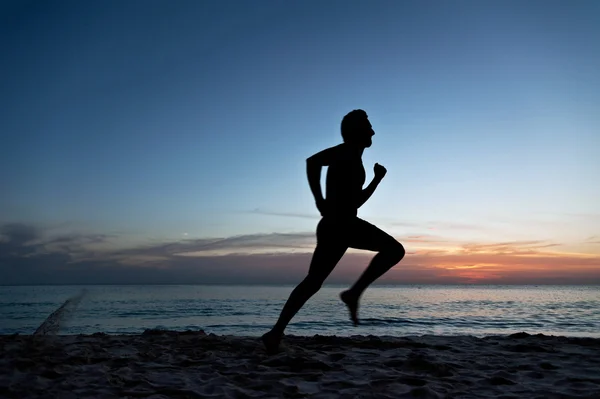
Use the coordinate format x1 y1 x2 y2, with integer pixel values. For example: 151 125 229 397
341 109 375 148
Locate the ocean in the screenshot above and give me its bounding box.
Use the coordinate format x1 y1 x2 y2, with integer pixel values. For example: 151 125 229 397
1 284 598 338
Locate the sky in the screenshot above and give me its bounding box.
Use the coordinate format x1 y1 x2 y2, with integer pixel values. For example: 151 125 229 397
1 0 599 285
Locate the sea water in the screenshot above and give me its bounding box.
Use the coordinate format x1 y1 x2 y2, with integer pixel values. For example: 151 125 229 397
1 284 598 337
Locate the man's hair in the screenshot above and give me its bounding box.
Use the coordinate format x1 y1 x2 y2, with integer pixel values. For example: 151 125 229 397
341 109 369 143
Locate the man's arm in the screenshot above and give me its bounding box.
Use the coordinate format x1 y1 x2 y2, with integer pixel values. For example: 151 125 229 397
306 144 342 167
356 163 387 208
356 176 382 208
306 145 342 215
306 158 324 204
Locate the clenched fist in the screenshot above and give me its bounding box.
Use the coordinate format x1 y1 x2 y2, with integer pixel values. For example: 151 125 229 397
374 163 387 180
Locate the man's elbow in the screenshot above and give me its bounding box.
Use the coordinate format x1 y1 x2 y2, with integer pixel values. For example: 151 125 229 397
306 156 319 166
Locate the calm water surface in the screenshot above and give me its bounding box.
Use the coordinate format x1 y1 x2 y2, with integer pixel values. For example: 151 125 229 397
1 284 598 337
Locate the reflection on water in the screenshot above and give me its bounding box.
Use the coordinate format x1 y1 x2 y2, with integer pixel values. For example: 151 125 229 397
1 284 598 337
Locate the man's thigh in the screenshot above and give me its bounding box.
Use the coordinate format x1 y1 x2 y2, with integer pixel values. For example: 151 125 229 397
346 218 399 252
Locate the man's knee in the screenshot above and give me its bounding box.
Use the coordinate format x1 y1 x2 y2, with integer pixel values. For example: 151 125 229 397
301 275 324 293
385 240 405 263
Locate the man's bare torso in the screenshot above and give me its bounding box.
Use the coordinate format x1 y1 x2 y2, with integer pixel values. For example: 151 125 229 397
325 144 366 217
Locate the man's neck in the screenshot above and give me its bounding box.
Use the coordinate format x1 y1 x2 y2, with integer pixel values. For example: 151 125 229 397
343 142 365 157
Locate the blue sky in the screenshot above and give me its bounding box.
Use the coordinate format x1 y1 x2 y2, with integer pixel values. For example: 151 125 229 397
1 0 599 284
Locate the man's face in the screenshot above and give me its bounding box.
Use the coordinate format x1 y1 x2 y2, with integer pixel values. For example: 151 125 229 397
358 119 375 148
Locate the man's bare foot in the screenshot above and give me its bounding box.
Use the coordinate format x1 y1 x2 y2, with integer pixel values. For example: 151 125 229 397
340 290 360 326
261 330 282 355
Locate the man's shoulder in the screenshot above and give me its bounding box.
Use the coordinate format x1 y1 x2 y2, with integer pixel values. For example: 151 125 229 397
308 143 352 165
329 143 348 154
325 143 349 160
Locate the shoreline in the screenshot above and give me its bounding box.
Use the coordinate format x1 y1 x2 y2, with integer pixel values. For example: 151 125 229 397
2 331 599 398
5 330 600 339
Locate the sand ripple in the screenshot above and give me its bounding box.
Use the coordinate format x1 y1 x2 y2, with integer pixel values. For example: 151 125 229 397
1 331 599 398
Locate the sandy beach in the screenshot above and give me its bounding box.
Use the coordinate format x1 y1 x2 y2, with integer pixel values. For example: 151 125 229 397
1 330 599 398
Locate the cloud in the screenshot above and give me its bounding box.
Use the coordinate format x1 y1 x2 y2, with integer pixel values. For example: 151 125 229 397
403 235 451 244
388 221 421 228
459 240 563 255
1 223 600 285
247 208 318 220
585 236 600 245
387 220 489 231
246 208 495 235
428 222 486 231
111 232 317 259
1 223 39 246
546 212 600 220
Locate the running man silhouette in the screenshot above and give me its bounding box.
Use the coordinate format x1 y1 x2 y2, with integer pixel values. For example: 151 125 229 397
262 109 405 354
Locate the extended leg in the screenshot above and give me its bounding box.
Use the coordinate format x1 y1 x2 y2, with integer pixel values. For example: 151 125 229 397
262 243 347 354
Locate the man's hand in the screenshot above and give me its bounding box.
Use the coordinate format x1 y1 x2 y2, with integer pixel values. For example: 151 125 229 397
374 163 387 180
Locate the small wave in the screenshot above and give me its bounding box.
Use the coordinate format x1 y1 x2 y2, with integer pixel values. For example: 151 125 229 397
0 301 57 308
33 290 87 335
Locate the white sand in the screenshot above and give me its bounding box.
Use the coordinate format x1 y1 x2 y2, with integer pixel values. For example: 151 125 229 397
1 330 599 398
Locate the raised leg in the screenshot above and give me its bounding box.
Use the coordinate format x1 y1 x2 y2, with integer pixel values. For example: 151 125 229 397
341 218 405 325
348 245 404 291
